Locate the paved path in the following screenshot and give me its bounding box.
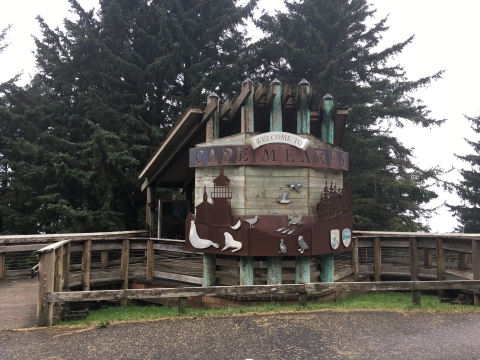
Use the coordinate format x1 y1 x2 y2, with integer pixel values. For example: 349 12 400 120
1 310 479 359
0 278 37 330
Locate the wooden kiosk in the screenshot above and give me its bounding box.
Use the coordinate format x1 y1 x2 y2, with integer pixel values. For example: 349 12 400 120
139 78 352 289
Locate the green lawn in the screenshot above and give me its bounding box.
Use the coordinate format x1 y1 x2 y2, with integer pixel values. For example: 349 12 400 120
59 292 480 327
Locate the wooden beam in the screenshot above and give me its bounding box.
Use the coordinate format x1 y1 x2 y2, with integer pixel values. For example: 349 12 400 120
410 237 419 281
473 240 480 305
63 242 70 291
219 99 232 120
120 239 130 307
101 251 108 270
0 244 45 253
146 186 154 237
178 297 187 313
46 281 480 303
0 231 147 245
0 252 4 280
253 83 267 106
146 239 154 280
82 240 92 291
352 238 359 276
296 79 310 134
37 250 55 326
241 79 254 133
436 237 444 280
154 270 203 285
54 246 64 294
373 237 381 281
281 84 293 109
202 96 219 122
227 85 253 122
240 256 254 286
37 240 70 254
319 254 334 282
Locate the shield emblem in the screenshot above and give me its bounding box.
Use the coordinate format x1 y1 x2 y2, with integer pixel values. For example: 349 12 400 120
330 229 340 250
342 228 351 248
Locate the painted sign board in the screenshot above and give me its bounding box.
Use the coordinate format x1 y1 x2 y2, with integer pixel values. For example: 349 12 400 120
250 132 309 150
190 145 348 170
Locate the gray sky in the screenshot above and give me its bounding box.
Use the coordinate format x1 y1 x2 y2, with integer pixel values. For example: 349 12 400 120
1 0 479 233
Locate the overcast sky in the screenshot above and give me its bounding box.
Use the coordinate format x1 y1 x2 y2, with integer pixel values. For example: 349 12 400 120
1 0 479 233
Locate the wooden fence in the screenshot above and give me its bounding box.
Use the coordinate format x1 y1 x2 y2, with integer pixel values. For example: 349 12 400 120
29 230 480 326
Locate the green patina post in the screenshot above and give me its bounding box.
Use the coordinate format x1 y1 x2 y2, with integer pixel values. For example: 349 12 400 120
267 256 282 284
319 254 334 282
321 93 334 143
203 253 216 287
242 78 254 133
240 256 254 285
296 79 311 134
295 256 310 284
270 78 282 132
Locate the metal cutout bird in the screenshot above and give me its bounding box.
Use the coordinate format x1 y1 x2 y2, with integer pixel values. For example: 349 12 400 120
297 236 309 254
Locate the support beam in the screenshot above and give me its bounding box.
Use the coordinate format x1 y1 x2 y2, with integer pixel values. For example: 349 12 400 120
473 240 480 306
373 237 381 282
241 79 254 133
37 250 55 326
267 256 282 285
352 237 359 276
203 253 216 287
146 239 154 280
424 250 432 269
178 297 187 313
436 237 444 280
296 79 311 134
321 93 334 143
63 242 70 290
101 251 108 270
146 186 154 238
410 237 420 303
54 246 64 294
458 253 468 271
269 79 282 132
319 254 334 282
0 252 4 280
206 92 220 141
82 240 92 291
240 256 254 286
120 239 130 307
295 256 310 284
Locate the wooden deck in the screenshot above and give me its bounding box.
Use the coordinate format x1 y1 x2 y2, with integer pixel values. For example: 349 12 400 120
0 278 37 330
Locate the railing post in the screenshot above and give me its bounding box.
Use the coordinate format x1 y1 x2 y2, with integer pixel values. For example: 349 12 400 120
352 237 359 276
63 242 70 291
240 256 254 286
424 250 432 269
37 250 55 326
121 239 130 307
0 249 4 280
267 256 282 285
436 237 444 280
410 237 420 305
54 245 64 294
101 251 109 270
373 237 381 281
146 186 154 238
178 297 187 313
295 256 310 284
82 240 92 291
146 239 154 280
458 253 468 271
473 239 480 306
203 253 216 287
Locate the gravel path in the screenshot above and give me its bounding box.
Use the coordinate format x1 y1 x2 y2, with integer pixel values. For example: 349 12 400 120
1 310 479 359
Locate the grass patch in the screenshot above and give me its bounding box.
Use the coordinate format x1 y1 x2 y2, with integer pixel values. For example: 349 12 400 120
59 292 480 327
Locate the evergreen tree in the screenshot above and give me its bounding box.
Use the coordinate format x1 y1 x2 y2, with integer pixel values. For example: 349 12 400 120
0 0 257 234
252 0 444 231
448 114 480 233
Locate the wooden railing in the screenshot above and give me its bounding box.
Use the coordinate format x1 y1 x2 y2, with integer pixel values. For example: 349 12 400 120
32 230 480 326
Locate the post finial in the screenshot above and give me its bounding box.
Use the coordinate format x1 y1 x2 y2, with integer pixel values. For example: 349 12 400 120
298 79 310 86
270 78 282 86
